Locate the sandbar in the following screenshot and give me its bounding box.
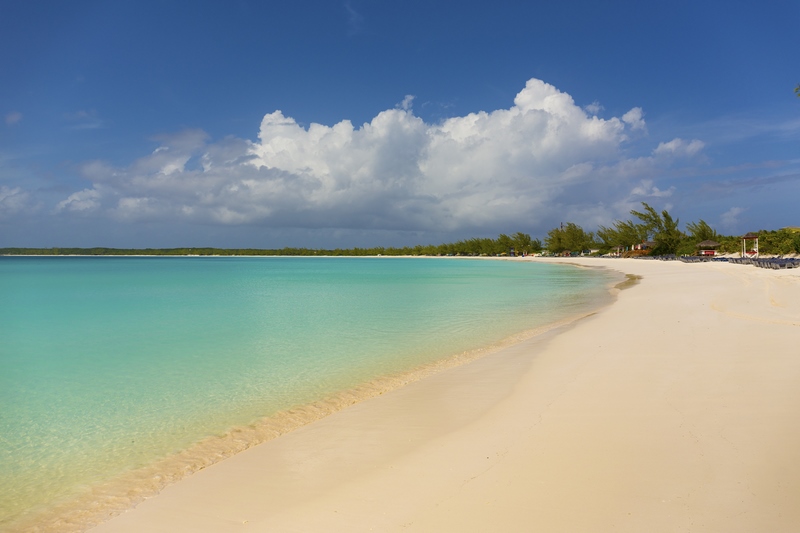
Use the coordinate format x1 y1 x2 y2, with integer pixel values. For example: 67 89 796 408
89 258 800 532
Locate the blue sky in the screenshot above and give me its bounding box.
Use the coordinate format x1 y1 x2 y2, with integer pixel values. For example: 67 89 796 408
1 0 798 248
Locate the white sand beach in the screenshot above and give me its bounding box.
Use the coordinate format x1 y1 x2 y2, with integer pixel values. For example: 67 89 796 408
89 258 800 532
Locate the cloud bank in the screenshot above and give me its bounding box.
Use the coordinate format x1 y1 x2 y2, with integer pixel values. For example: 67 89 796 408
40 78 704 240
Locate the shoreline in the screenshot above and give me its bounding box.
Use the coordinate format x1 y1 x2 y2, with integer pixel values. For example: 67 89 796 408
6 260 621 533
87 257 800 532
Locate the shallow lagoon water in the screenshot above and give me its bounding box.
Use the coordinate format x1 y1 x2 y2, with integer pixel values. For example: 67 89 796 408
0 256 615 529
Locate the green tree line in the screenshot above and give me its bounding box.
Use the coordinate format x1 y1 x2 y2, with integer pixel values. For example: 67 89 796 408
545 203 800 256
3 206 798 258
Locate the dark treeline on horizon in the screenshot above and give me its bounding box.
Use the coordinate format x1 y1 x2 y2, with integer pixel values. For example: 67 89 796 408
0 232 543 258
3 207 799 258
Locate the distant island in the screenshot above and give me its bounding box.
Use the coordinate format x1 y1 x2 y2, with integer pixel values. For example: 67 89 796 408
0 232 540 258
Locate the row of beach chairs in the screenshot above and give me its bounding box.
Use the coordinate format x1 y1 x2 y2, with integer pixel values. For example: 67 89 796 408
632 255 678 261
677 256 726 263
640 255 725 263
637 255 799 269
729 257 800 269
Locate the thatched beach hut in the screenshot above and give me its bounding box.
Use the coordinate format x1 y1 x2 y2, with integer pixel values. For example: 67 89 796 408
696 240 721 256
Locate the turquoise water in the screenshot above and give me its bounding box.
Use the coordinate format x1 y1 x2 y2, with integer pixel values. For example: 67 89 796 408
0 256 615 528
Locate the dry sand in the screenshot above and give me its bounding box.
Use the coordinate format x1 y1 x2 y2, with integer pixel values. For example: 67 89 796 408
90 258 800 532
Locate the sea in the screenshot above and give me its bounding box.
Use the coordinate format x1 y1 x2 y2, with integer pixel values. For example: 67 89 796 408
0 256 617 531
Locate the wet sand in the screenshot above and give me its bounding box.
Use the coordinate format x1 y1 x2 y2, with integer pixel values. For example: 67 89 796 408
90 258 800 532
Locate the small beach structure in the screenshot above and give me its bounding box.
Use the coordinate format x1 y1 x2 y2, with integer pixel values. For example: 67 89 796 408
741 232 759 258
696 240 721 256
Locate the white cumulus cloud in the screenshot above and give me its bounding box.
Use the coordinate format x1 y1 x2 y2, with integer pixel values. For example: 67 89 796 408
56 188 102 213
630 178 675 198
584 101 604 115
622 107 646 131
0 185 30 217
720 206 746 229
399 95 415 111
654 138 705 157
46 78 696 235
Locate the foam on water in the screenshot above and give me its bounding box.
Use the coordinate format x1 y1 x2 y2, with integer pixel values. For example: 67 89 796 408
0 256 617 531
